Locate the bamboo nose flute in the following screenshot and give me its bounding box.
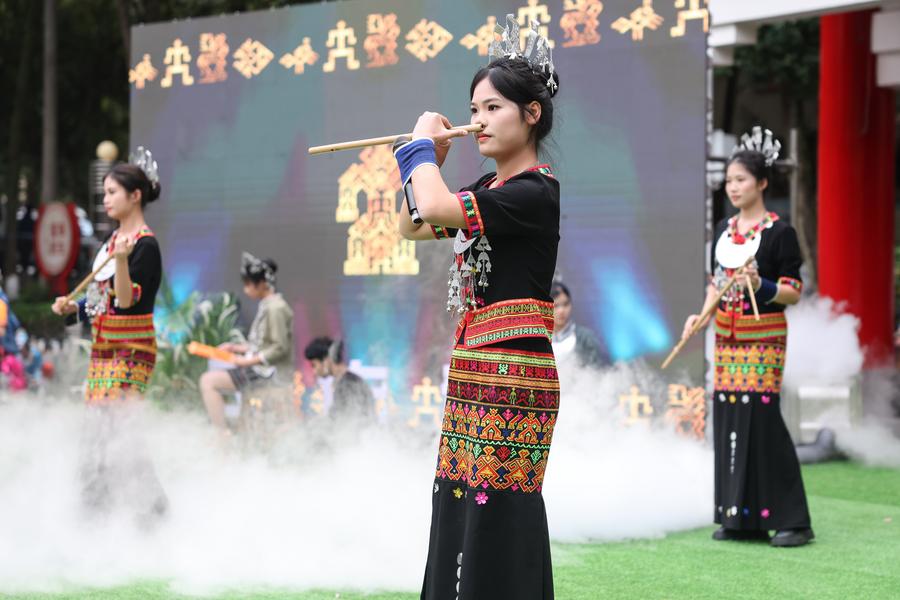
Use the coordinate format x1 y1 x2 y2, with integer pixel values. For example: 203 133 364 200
308 123 484 155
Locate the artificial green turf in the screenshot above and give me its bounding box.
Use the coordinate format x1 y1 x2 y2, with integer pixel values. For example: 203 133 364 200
5 462 899 600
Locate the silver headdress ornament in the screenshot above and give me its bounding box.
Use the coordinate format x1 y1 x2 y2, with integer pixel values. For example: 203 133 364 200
733 126 781 167
241 252 276 286
129 146 160 185
488 14 557 95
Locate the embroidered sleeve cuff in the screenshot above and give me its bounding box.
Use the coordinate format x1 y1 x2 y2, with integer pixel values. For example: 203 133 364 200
455 191 484 237
431 225 452 239
131 283 143 304
777 277 803 293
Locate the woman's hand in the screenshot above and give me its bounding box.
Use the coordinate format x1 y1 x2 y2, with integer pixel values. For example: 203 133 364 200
113 235 135 260
682 314 704 340
52 296 78 316
218 342 235 353
743 263 761 291
412 112 469 149
233 355 257 368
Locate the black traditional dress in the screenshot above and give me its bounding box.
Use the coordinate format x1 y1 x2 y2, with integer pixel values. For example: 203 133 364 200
711 212 811 532
74 226 167 520
422 165 559 599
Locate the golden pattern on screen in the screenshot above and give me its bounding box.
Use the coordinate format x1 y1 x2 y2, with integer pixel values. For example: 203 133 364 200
618 385 654 426
280 37 319 74
364 13 401 68
336 146 419 276
161 39 195 88
405 19 454 63
324 20 361 72
197 33 229 83
612 0 664 41
665 384 706 439
408 376 443 428
233 38 274 79
670 0 708 37
459 15 498 56
129 54 158 89
560 0 604 47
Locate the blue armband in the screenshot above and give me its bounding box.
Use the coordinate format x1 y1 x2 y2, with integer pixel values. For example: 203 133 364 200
393 138 437 186
756 278 779 304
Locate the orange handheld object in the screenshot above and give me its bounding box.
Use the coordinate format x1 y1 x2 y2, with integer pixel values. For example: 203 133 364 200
187 341 238 364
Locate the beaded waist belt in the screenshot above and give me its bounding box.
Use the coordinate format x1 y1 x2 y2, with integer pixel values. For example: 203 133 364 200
91 313 157 353
714 308 787 340
456 298 554 348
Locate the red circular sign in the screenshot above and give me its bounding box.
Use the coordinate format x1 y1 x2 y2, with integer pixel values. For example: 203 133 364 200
34 202 80 279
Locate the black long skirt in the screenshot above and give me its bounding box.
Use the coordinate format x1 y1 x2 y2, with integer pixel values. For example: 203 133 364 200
713 335 811 531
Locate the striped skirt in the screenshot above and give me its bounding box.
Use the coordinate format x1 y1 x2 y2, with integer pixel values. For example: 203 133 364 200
86 313 157 404
422 342 559 599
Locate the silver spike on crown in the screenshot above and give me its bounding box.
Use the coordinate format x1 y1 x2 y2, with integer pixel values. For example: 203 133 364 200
129 146 160 185
488 14 557 94
733 126 781 167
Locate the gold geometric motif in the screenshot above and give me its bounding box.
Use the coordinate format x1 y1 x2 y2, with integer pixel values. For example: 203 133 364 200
197 33 229 83
161 39 194 88
618 385 653 426
280 37 319 74
670 0 708 37
612 0 664 41
517 0 556 48
364 13 400 68
324 20 361 72
408 376 443 428
405 19 454 63
665 384 706 440
459 16 497 56
560 0 604 47
232 38 274 79
129 54 158 89
336 146 418 276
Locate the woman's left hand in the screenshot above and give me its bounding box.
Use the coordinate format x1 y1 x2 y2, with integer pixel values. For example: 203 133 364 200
234 355 256 368
743 263 761 291
112 236 135 259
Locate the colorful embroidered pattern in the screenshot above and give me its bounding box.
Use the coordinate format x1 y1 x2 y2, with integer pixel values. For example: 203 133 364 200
727 211 779 244
455 191 484 238
714 339 785 393
778 277 803 292
714 309 788 340
87 313 157 404
456 298 555 348
436 346 559 494
431 224 452 239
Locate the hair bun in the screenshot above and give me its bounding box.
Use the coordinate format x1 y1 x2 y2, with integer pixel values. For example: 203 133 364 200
264 258 278 273
148 181 161 203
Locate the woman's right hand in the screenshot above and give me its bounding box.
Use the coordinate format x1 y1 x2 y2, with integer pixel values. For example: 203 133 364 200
52 296 77 316
682 314 703 340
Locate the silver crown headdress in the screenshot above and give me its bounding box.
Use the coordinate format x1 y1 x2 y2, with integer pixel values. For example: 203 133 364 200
241 252 276 286
733 126 781 167
129 146 160 185
488 14 557 94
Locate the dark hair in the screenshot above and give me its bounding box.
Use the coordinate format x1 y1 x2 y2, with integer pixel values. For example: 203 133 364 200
105 163 161 207
550 282 571 301
470 57 559 153
725 150 769 187
240 258 277 285
305 336 340 362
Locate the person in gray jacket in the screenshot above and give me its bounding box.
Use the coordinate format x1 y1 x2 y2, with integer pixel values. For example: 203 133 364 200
550 281 610 369
200 253 294 430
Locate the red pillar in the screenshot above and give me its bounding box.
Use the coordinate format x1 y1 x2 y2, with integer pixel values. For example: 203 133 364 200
818 11 896 367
